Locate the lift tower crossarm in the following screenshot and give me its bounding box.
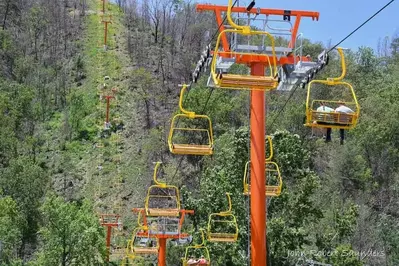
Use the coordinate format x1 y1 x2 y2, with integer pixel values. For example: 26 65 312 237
196 4 319 50
196 5 319 19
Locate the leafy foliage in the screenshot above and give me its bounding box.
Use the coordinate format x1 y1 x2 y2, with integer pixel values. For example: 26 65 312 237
0 195 23 264
31 194 106 266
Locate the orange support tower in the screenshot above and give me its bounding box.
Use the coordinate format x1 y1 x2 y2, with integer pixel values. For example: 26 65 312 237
101 15 112 49
132 208 194 266
196 3 320 266
104 95 114 128
99 214 121 262
100 0 107 13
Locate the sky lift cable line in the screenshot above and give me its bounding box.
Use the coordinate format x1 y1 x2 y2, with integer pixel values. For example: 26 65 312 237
328 0 396 53
269 0 396 130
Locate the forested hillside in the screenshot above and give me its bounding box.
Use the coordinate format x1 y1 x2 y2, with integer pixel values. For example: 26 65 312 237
0 0 398 265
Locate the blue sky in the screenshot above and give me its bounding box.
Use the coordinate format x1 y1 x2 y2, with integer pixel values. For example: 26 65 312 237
198 0 399 51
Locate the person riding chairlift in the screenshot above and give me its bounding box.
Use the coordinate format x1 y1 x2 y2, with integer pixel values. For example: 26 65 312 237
335 101 354 145
187 256 198 265
315 102 334 142
198 255 208 265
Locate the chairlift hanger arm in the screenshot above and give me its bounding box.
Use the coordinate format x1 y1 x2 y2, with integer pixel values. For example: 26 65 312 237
219 192 233 215
178 84 195 117
329 47 346 83
152 162 165 187
227 0 250 33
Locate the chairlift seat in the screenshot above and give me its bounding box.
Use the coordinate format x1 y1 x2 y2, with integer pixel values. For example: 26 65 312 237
265 186 281 197
146 208 180 217
307 110 356 129
243 185 281 197
208 232 237 242
217 74 278 90
133 247 159 254
171 144 213 155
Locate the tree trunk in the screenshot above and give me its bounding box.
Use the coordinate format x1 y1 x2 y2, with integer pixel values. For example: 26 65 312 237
144 99 151 129
2 0 11 30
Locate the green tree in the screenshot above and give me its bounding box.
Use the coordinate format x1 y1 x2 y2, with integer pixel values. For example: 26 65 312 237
0 195 23 264
183 129 325 265
267 131 323 265
32 194 105 266
0 157 48 251
378 213 399 265
329 244 363 266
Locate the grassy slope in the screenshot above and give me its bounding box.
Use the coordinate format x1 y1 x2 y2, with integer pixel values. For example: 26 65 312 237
41 0 156 256
80 1 162 259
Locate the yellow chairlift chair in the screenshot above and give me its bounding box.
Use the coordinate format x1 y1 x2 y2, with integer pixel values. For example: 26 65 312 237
207 193 238 243
120 240 146 266
109 229 126 261
145 162 181 217
168 84 214 155
304 48 360 130
130 212 159 255
243 136 282 196
182 229 211 266
209 0 278 91
243 160 283 197
130 227 159 255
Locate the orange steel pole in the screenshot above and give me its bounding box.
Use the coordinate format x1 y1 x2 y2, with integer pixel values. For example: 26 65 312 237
105 226 112 262
103 21 109 46
104 95 114 123
250 63 266 266
158 238 167 266
101 16 112 48
103 0 106 13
